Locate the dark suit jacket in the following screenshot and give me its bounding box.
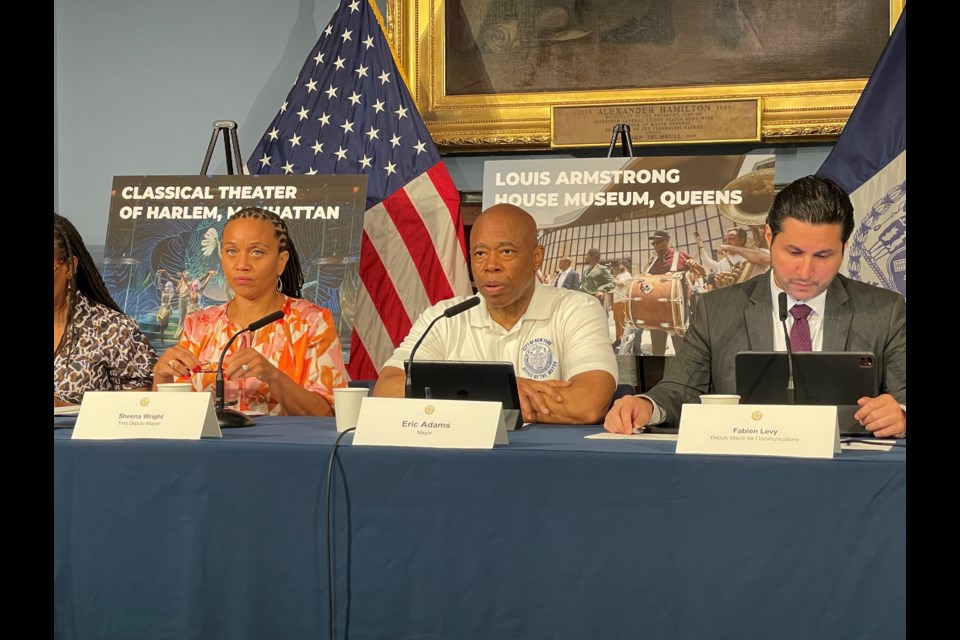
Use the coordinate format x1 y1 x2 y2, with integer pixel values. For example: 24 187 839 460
554 270 580 290
646 272 907 424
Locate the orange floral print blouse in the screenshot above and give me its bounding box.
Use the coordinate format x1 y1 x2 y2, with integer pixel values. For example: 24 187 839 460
179 296 349 415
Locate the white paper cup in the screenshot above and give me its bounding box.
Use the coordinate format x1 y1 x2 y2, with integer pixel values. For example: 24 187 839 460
700 394 741 405
157 383 194 393
334 387 369 431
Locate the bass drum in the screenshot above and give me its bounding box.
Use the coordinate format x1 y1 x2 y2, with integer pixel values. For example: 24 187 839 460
625 273 689 336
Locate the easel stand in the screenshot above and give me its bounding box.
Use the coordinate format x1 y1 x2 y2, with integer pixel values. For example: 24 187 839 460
607 123 641 389
606 123 635 159
200 120 244 175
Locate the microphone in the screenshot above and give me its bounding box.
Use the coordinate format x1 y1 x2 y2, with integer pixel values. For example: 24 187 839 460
215 310 285 428
247 310 285 331
778 292 796 405
404 296 481 398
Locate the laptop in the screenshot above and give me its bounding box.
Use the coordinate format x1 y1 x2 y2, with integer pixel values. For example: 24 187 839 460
735 351 880 436
406 360 524 431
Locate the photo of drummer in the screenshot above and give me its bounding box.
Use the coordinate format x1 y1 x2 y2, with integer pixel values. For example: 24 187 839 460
638 230 698 356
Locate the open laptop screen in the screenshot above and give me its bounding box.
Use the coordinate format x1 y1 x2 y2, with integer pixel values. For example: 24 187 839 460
735 351 879 436
407 360 523 430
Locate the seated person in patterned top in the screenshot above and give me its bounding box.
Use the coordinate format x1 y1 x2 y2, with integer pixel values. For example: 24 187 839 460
153 207 349 416
373 203 618 424
54 212 157 407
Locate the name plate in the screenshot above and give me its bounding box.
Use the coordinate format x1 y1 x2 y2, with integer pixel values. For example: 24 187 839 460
72 391 221 440
352 397 507 449
551 98 760 147
676 404 840 459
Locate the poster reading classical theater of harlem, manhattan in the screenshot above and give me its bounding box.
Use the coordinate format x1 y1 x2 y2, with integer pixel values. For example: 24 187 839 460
103 174 367 359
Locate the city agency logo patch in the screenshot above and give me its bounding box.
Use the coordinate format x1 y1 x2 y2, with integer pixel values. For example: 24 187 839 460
521 337 558 379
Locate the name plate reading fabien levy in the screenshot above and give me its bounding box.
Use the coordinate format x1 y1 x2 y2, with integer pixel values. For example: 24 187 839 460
676 404 840 459
352 397 507 449
551 98 760 148
72 391 221 440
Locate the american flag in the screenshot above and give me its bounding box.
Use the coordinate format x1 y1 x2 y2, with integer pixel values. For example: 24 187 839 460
247 0 471 380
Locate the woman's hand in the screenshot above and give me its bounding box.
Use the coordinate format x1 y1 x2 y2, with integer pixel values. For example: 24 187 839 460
154 345 201 385
223 348 282 384
222 348 334 416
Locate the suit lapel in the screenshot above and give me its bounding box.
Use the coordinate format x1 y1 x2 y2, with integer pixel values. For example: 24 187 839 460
745 273 774 350
822 276 851 351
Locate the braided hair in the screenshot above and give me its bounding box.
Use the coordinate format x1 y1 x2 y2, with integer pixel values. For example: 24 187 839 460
54 212 123 358
224 207 304 298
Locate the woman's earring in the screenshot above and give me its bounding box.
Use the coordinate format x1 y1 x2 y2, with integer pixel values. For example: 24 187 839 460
276 276 283 293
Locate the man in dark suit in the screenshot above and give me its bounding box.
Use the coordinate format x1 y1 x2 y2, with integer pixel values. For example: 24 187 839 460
551 256 581 290
604 175 906 439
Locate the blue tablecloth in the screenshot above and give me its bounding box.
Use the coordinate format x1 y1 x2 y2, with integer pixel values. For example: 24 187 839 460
54 417 905 640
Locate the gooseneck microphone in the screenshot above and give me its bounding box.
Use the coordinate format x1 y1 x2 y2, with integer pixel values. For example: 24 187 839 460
215 310 285 428
404 296 481 398
778 292 796 405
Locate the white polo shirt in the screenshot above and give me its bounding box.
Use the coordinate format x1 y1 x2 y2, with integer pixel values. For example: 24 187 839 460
383 285 618 381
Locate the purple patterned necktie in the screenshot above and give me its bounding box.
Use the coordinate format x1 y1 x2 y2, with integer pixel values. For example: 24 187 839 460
789 304 813 352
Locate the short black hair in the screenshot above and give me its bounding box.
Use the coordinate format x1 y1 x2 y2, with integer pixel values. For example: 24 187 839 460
766 175 854 244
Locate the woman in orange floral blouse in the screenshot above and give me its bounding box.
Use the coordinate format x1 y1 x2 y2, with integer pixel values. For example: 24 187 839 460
153 207 349 416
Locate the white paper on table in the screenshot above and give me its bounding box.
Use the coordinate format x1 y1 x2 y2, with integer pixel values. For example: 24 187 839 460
585 432 679 441
841 439 896 452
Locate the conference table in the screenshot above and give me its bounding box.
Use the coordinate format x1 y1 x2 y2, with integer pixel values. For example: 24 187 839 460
54 416 905 640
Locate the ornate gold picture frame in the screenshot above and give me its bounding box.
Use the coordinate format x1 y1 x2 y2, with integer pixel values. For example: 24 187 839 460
386 0 904 151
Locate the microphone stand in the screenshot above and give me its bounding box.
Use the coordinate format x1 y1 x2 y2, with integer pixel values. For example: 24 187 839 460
404 315 442 399
782 325 796 405
778 292 796 405
404 297 481 398
214 310 285 428
216 328 255 428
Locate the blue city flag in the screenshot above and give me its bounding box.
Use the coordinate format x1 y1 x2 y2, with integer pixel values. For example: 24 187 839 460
816 6 906 298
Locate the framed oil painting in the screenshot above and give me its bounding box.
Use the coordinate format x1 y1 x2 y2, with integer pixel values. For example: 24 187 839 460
385 0 904 150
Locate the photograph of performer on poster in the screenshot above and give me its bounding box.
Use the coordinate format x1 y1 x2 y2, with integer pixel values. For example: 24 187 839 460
482 153 776 355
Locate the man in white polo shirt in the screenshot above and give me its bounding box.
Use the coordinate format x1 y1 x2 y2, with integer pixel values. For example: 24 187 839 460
373 203 618 424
